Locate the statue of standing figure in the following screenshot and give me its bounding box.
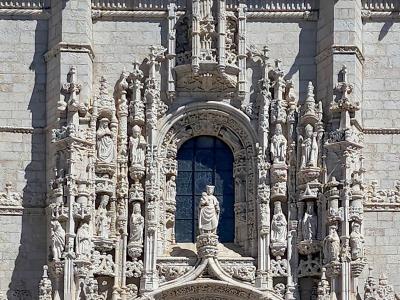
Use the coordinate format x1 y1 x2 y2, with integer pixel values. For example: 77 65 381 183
302 201 317 241
271 201 287 244
323 225 341 264
129 202 144 244
270 124 287 164
300 124 318 168
76 223 92 259
199 186 220 234
166 176 176 204
350 222 364 260
95 195 110 239
96 118 115 163
129 125 146 168
51 220 65 260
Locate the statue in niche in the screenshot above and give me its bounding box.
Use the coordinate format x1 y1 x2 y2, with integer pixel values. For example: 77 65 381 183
129 202 144 244
129 125 146 168
302 201 317 241
199 185 220 234
96 118 114 163
300 124 318 168
270 124 287 164
50 220 65 260
95 195 110 239
271 201 287 244
166 176 176 204
323 225 340 264
76 223 91 259
349 222 364 260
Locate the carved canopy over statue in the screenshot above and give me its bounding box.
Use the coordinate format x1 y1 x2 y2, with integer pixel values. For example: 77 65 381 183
199 185 220 234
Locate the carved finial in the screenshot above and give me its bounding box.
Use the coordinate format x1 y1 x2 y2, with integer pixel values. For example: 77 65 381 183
42 265 49 278
5 182 12 195
307 81 315 100
99 76 109 95
321 267 327 280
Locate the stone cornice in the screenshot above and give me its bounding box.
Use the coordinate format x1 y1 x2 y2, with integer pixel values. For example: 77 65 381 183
316 45 365 65
362 10 400 20
0 8 49 19
92 9 168 20
363 128 400 135
246 10 318 21
0 126 44 134
44 42 95 62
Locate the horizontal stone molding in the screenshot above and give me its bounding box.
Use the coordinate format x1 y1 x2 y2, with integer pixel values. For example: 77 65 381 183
0 126 44 134
363 128 400 135
246 10 318 21
364 203 400 212
0 0 46 9
92 9 168 20
44 42 95 62
92 9 318 21
316 45 365 65
362 9 400 20
0 8 49 19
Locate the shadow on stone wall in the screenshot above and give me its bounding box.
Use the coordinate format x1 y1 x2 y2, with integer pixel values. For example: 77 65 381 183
7 18 48 300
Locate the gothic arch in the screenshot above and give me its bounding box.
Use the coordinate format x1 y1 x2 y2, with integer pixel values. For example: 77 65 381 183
156 102 259 256
148 279 283 300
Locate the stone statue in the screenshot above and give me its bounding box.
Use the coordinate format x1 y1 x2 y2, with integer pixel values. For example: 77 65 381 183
199 185 220 234
96 118 114 163
95 195 110 239
129 125 146 167
129 202 144 244
166 175 176 204
302 201 317 240
270 124 287 164
350 222 364 260
323 225 340 264
300 124 318 168
271 201 287 244
76 223 91 258
50 220 65 260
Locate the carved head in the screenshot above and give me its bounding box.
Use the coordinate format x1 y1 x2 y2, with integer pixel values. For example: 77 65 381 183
133 202 141 214
170 175 176 181
99 194 109 206
274 201 282 214
351 222 360 233
329 225 337 235
275 124 283 135
305 124 314 137
99 118 109 128
206 185 215 195
306 201 314 214
132 125 142 137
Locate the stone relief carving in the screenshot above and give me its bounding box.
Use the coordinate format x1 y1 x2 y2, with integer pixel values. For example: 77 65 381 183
50 220 65 261
0 183 23 215
300 124 319 169
95 195 111 238
323 225 340 264
270 124 287 164
76 223 92 259
364 268 400 300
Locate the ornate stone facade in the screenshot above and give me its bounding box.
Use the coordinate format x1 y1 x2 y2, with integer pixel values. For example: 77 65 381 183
1 0 400 299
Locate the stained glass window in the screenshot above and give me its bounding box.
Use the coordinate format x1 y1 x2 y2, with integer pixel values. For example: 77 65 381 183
175 136 234 243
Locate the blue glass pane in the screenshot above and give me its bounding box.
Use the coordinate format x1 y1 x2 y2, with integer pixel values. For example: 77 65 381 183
218 195 234 218
176 196 193 219
215 151 233 171
180 138 194 149
194 172 213 194
176 171 193 195
218 218 235 242
195 136 214 148
195 149 214 171
215 138 226 149
177 149 193 171
215 171 233 195
175 219 193 242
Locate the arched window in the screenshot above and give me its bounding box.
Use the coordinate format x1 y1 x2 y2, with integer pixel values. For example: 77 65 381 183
175 136 234 243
